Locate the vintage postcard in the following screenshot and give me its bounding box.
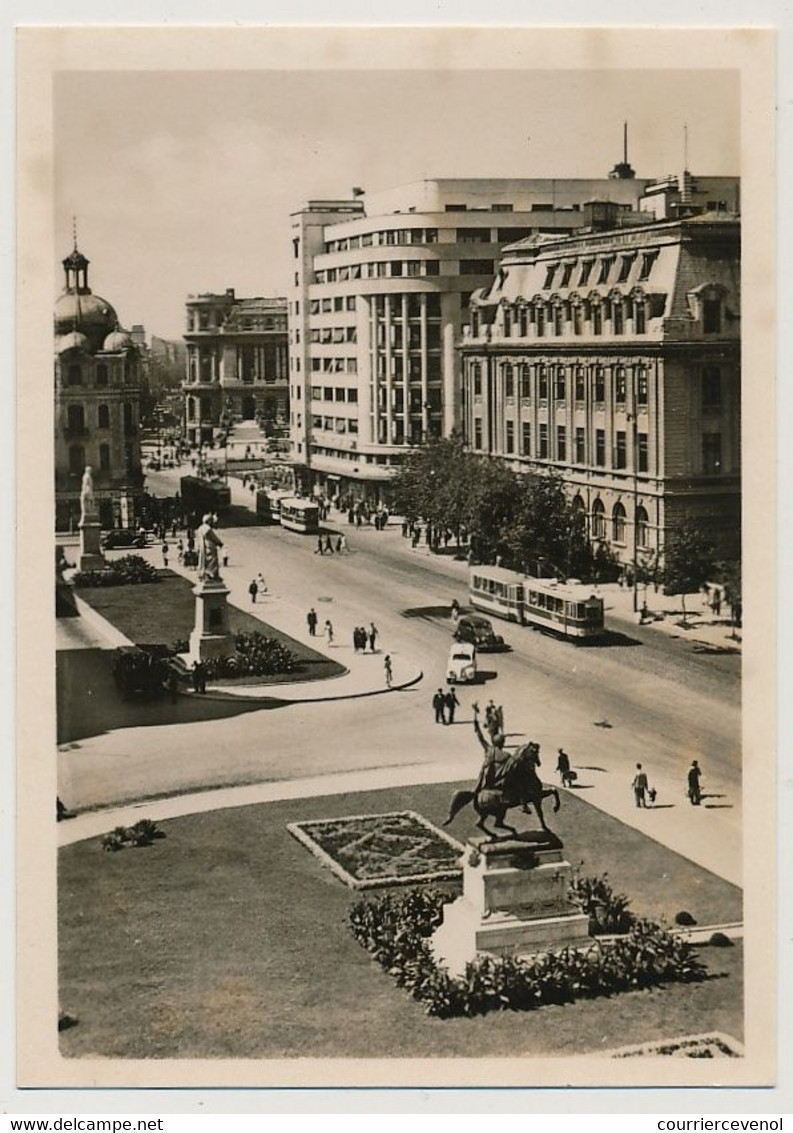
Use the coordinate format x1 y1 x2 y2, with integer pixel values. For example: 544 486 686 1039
16 24 776 1093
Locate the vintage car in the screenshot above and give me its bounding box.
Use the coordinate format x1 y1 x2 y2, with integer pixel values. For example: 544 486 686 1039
453 614 505 651
101 529 148 550
446 642 477 685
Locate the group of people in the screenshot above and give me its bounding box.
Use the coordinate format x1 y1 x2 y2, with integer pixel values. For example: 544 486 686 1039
431 687 461 725
305 607 336 644
315 533 348 555
248 573 268 602
353 623 378 653
631 759 703 808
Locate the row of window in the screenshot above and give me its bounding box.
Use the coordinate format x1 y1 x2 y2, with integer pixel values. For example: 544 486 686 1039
472 420 649 471
583 499 651 547
310 326 358 344
309 296 357 315
311 416 360 434
475 297 650 339
372 292 442 319
471 362 724 410
315 260 441 283
322 228 439 253
186 310 285 332
375 354 442 382
310 357 358 374
63 403 136 433
374 324 442 351
540 250 659 292
310 386 359 404
61 362 133 388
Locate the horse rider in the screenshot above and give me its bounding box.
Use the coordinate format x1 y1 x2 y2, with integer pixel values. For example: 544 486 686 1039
472 702 510 793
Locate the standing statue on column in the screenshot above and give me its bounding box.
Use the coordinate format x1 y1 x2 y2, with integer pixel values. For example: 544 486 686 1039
79 465 96 523
196 513 224 582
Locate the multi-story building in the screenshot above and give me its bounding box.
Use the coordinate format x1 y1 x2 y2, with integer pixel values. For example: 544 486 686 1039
54 244 144 532
459 208 741 563
287 167 739 502
182 290 288 446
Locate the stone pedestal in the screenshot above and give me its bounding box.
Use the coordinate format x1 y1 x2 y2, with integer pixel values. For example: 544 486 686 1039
188 578 235 663
78 519 104 571
431 833 590 978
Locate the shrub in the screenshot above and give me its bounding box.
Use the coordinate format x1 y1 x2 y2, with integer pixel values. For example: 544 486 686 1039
100 819 165 852
180 631 299 680
675 910 697 926
74 555 160 587
708 931 733 947
569 869 635 935
349 883 708 1019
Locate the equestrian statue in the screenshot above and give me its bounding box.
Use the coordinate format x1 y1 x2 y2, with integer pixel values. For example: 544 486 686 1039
443 703 561 838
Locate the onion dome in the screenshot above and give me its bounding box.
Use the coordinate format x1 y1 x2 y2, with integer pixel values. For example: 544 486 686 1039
102 325 134 352
55 330 89 354
54 291 118 341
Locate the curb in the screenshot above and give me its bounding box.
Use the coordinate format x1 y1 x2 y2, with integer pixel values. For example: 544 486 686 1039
185 667 424 705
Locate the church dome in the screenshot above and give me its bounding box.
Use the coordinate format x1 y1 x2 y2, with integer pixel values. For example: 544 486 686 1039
103 326 134 352
55 330 89 354
54 291 118 341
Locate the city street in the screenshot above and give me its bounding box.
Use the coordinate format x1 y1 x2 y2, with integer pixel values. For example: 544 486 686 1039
58 460 742 885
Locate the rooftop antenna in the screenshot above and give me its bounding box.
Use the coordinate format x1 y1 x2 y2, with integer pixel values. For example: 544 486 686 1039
683 122 689 170
623 120 628 165
72 215 78 251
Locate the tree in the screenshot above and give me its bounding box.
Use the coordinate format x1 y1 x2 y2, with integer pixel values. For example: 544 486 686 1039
662 522 717 624
501 473 592 578
717 558 742 636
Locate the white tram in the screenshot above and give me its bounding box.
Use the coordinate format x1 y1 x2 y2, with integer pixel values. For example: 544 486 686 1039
278 497 320 535
469 566 605 641
255 488 293 525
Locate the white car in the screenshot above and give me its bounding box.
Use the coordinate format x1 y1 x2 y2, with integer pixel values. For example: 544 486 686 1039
446 642 477 684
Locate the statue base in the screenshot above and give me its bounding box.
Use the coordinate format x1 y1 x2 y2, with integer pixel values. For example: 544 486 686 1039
188 578 235 664
78 519 104 572
431 834 590 978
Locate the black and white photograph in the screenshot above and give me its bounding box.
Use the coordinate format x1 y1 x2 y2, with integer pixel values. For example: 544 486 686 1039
13 22 780 1097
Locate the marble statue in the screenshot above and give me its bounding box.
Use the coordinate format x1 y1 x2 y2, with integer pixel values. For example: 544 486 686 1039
196 513 224 582
79 465 96 523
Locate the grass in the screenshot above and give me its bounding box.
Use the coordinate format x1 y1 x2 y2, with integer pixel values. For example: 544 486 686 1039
74 569 345 684
58 780 742 1060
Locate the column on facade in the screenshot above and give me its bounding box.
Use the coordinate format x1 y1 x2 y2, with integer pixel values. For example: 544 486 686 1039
565 359 574 469
384 294 393 445
420 294 429 439
356 295 373 445
400 294 410 443
440 293 458 438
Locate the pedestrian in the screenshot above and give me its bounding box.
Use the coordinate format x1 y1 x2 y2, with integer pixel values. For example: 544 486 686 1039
711 588 722 618
450 598 460 622
353 626 361 652
307 607 318 637
177 539 184 564
432 688 447 724
337 534 347 554
348 507 355 526
162 540 169 567
316 536 325 555
687 760 702 805
368 622 378 653
257 573 267 599
192 661 206 695
632 763 649 808
171 520 178 538
556 748 571 785
324 534 334 554
324 619 334 645
248 578 258 604
444 687 460 724
384 654 393 688
495 704 505 735
222 551 229 568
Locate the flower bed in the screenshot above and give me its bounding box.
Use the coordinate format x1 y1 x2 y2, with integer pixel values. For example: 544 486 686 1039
174 630 299 679
288 811 465 889
349 887 708 1018
73 554 160 587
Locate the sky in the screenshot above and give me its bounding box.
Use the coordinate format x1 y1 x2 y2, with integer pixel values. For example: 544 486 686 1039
54 67 740 340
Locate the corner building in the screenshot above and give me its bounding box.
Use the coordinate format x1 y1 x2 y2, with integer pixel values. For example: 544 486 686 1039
54 246 144 532
287 174 677 502
460 211 741 562
183 290 288 445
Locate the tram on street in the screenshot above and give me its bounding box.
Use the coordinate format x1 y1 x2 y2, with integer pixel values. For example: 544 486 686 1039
279 498 320 535
179 475 231 520
255 488 293 525
469 566 605 641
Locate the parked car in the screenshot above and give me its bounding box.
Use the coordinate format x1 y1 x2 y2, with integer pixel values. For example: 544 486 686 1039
446 642 477 685
102 529 148 550
454 614 505 651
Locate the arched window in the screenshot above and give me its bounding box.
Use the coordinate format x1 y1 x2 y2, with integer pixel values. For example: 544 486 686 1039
96 363 109 387
538 365 549 400
97 404 110 429
99 443 111 471
67 404 85 434
504 364 514 398
67 364 82 387
612 502 627 543
68 444 85 475
636 505 650 549
591 498 606 540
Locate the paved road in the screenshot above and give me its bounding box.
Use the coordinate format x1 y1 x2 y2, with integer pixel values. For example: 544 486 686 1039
58 463 741 883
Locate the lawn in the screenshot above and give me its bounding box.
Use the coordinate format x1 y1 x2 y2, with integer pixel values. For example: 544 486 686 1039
74 569 345 684
58 780 742 1061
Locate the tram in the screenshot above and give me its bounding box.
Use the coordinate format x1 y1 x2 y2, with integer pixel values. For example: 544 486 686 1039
179 475 231 520
279 498 320 535
255 488 293 525
469 566 605 641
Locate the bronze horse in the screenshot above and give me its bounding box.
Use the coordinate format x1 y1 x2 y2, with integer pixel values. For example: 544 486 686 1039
443 742 561 838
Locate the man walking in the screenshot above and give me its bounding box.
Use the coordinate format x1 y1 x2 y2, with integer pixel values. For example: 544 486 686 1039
687 760 703 805
307 607 318 637
384 654 393 688
368 622 378 653
249 578 259 604
432 688 446 724
632 763 649 808
324 619 334 645
444 687 460 724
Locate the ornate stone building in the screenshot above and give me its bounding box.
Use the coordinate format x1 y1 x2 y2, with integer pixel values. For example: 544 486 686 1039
182 290 288 446
459 209 741 563
54 244 144 532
